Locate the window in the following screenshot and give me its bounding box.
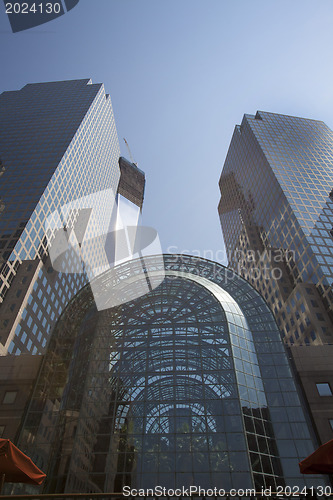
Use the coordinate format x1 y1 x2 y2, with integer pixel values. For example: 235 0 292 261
329 419 333 431
316 383 333 396
2 391 18 404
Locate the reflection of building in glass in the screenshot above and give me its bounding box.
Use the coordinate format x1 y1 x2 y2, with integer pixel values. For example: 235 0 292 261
17 255 326 493
218 111 333 444
0 80 144 356
0 355 42 441
218 111 333 347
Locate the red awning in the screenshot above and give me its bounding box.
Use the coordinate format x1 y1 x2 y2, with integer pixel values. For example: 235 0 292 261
0 439 46 485
299 439 333 474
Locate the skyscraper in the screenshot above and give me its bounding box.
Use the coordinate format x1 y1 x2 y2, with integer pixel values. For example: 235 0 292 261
219 111 333 347
16 255 327 493
0 79 144 356
218 111 333 443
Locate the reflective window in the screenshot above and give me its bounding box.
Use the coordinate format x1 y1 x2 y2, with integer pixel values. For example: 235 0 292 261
2 391 17 404
316 383 333 396
17 255 325 493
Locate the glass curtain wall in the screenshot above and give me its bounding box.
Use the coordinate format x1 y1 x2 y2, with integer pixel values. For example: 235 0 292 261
16 255 327 493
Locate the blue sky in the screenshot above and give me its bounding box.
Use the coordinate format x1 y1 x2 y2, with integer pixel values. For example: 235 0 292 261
1 0 333 264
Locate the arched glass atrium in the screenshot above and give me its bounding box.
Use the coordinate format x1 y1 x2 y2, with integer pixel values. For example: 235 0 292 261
18 255 326 493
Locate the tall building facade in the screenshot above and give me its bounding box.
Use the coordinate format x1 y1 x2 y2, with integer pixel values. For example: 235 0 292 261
219 111 333 347
15 255 326 493
0 79 144 356
218 111 333 444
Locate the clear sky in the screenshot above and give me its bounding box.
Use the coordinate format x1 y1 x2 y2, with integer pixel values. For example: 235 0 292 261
1 0 333 265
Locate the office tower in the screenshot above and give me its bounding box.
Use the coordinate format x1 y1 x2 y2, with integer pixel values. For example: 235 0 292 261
219 111 333 347
0 354 42 441
218 111 333 443
0 79 144 356
16 255 326 493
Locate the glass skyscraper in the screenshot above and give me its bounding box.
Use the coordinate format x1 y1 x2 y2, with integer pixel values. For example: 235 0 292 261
0 79 141 356
218 111 333 347
16 255 326 493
